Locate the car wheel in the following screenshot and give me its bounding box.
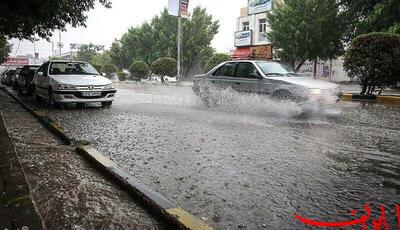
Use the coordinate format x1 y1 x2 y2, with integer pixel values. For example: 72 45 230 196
101 101 112 107
272 89 293 100
48 90 60 108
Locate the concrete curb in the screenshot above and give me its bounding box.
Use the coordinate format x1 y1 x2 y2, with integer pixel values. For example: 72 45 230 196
1 86 213 229
1 88 72 145
76 145 212 230
340 93 400 103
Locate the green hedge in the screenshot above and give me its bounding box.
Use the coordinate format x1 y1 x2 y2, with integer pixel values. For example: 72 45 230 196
101 64 118 78
344 32 400 94
151 57 177 77
117 72 127 81
129 61 150 79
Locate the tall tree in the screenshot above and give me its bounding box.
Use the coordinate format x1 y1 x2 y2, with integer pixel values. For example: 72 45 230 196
0 0 111 39
339 0 400 42
0 36 11 63
112 7 219 77
267 0 344 71
76 44 98 62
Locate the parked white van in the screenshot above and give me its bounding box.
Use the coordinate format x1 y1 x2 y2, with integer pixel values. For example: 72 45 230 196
33 61 116 107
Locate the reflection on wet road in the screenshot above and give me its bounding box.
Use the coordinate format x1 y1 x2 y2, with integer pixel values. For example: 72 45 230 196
35 83 400 228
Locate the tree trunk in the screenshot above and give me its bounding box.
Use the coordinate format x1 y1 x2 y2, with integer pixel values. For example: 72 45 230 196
294 60 305 72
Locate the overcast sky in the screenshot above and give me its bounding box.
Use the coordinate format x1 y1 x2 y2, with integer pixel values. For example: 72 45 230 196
10 0 247 59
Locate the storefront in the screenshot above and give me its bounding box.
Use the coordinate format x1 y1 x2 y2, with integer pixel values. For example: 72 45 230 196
232 0 275 60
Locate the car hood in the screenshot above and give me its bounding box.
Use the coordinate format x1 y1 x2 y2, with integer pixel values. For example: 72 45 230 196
270 76 338 89
50 74 112 86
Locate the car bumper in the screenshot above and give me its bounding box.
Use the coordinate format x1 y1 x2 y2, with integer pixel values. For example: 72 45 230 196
53 90 117 103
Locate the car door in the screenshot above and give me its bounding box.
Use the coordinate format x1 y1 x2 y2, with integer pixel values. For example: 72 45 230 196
209 62 237 90
232 62 266 93
35 62 49 97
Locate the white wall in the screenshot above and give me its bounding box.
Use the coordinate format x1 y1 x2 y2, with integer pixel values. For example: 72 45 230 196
298 58 349 82
237 13 271 46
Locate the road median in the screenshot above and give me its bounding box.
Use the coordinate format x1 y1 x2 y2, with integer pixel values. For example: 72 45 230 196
340 93 400 103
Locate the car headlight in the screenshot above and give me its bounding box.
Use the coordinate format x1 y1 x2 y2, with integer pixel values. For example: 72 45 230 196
57 84 77 90
309 89 322 95
104 84 115 90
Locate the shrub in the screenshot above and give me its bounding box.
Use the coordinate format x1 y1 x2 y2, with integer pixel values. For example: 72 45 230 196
117 72 127 81
344 32 400 95
92 64 102 73
101 64 118 78
129 61 150 79
204 53 230 73
151 57 177 77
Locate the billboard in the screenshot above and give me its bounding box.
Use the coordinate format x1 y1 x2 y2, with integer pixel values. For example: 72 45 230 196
168 0 189 18
180 0 189 18
3 58 29 65
235 30 252 47
248 0 272 15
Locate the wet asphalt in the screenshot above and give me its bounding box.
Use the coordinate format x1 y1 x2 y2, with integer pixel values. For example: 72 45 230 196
10 83 400 229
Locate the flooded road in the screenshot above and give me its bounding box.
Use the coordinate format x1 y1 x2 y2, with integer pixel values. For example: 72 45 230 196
30 83 400 228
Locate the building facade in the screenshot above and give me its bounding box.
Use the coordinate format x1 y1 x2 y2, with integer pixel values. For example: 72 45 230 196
233 0 283 60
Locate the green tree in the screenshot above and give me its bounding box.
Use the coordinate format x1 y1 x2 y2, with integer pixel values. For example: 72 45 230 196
101 64 118 78
339 0 400 42
344 33 400 95
129 61 150 79
204 53 230 72
111 7 219 78
91 51 112 67
151 57 177 77
0 0 110 39
267 0 344 71
0 36 11 63
76 44 98 62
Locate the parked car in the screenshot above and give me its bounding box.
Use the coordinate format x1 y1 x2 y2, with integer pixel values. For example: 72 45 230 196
193 60 340 105
33 61 117 107
12 68 22 90
3 69 16 86
16 65 40 95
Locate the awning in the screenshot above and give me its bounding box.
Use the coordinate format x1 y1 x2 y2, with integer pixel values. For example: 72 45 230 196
232 47 252 60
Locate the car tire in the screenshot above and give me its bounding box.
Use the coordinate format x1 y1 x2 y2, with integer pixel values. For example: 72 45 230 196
48 90 60 108
101 101 112 107
272 89 293 100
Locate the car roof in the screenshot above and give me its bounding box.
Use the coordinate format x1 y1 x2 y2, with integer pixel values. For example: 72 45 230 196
50 60 88 64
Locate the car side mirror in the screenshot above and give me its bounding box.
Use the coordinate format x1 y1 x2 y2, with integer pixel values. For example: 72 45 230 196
102 73 107 77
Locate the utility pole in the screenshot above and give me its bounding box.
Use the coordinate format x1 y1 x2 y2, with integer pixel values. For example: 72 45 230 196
59 31 62 57
177 16 182 80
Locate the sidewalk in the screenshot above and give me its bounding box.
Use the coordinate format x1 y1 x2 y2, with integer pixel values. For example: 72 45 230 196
339 83 400 96
0 112 44 229
0 90 163 229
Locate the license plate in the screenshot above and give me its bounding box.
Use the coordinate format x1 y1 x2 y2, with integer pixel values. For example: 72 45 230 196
82 92 101 97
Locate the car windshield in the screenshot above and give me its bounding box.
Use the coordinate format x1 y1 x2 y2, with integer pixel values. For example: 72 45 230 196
49 62 99 75
256 62 300 77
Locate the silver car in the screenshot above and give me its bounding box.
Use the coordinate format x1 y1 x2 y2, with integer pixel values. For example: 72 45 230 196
193 60 340 104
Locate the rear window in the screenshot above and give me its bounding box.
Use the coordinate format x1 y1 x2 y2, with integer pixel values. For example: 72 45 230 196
212 63 236 77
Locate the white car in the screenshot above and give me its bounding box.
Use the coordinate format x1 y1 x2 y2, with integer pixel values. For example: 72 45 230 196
152 75 178 83
33 61 116 107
